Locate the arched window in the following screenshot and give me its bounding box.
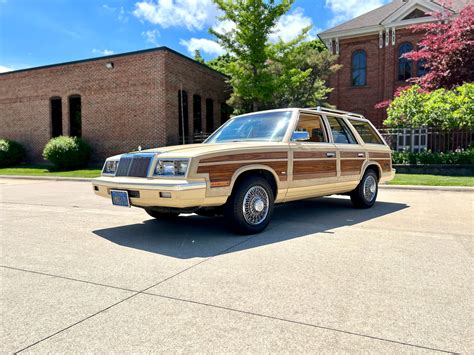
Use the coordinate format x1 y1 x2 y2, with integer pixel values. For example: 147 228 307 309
68 95 81 137
193 94 202 133
178 90 189 141
50 97 62 137
398 43 413 81
220 103 231 125
417 59 428 77
205 98 214 133
351 50 367 86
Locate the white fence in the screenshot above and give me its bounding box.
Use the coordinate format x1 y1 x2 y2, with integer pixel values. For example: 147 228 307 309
379 128 473 152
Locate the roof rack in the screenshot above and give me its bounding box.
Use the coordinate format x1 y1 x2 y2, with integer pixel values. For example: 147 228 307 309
304 106 365 120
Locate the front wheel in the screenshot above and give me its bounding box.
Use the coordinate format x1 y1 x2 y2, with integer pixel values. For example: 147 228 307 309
224 176 274 235
350 170 378 209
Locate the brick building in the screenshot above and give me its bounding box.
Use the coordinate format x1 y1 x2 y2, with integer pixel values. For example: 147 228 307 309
0 47 230 162
319 0 471 127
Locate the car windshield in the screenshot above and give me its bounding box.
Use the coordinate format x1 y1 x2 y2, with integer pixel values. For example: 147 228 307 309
206 111 292 143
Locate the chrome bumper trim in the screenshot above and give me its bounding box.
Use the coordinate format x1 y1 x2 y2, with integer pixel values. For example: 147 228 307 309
92 177 206 191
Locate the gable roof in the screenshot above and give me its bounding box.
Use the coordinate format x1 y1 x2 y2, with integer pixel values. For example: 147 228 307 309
319 0 471 38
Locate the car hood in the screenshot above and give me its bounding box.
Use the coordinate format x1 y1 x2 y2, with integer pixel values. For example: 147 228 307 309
137 142 288 158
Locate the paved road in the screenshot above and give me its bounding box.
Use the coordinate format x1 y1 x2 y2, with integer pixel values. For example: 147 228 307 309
1 178 472 353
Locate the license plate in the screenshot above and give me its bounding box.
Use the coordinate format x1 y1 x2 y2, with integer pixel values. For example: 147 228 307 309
111 190 130 207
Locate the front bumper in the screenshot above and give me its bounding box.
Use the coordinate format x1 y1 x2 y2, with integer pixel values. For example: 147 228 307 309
92 176 225 208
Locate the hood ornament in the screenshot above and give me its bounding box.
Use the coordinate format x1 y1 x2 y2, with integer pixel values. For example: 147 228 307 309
138 145 142 152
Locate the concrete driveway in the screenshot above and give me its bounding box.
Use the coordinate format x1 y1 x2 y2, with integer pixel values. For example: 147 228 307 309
0 178 472 353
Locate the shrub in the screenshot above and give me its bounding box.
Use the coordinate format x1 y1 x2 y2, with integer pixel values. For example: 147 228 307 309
0 139 26 167
392 149 474 165
384 83 474 130
42 136 91 170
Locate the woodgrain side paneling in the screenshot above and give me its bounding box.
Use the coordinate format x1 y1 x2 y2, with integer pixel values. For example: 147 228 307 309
374 159 392 173
341 159 364 176
197 161 288 188
294 151 335 159
293 160 337 180
369 152 391 159
200 152 287 164
340 151 365 158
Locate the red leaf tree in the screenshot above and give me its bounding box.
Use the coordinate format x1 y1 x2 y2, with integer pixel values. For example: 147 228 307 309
404 4 474 91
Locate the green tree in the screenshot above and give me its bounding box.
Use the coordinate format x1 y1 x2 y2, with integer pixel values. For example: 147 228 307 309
193 50 205 64
270 39 341 108
207 53 235 76
210 0 294 112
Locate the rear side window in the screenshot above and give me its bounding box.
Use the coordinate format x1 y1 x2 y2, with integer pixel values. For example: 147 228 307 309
350 120 384 145
327 116 357 144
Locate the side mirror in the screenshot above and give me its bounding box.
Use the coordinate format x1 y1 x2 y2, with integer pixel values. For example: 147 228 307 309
291 131 310 142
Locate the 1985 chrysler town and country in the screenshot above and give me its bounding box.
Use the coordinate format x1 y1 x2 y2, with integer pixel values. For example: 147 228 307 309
92 107 395 234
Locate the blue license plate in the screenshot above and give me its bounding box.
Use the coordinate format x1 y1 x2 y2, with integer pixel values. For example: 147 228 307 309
111 190 130 207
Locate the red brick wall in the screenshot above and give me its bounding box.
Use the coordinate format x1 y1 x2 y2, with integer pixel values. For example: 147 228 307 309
163 51 231 146
328 28 424 127
0 48 229 163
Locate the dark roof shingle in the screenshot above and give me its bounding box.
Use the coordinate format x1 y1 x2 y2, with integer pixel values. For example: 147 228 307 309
319 0 472 36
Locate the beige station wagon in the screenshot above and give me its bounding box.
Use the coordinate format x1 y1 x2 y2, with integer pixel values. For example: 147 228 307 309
92 107 395 234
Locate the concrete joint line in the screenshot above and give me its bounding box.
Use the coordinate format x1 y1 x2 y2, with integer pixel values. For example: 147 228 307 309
140 291 459 355
13 236 255 353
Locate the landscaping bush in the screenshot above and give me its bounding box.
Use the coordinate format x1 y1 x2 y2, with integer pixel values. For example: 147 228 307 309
392 149 474 165
42 136 91 170
0 139 26 167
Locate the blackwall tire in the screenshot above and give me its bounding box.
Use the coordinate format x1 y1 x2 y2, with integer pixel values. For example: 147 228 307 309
224 176 274 235
350 169 378 209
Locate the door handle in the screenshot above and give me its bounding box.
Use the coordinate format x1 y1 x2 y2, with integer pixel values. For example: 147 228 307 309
326 152 336 158
358 153 365 157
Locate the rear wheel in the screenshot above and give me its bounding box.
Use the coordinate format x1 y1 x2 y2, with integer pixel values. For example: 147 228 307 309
145 209 179 220
224 176 274 235
350 169 378 209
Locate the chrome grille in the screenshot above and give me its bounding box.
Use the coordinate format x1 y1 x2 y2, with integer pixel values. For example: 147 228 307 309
115 155 153 177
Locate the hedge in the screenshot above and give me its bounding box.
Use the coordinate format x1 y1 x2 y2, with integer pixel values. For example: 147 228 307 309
392 149 474 165
0 139 26 167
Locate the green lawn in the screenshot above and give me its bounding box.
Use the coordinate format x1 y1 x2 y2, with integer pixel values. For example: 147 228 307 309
388 174 474 187
0 165 101 178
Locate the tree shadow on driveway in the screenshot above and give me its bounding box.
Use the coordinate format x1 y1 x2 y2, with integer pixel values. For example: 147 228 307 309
92 197 408 259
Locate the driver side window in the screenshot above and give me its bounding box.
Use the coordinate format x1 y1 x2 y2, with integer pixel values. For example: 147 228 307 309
293 114 328 143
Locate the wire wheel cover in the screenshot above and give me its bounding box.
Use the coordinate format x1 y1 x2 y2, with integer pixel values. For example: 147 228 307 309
242 185 269 225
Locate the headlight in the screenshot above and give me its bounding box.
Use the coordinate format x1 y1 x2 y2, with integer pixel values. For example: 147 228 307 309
102 160 119 175
154 159 189 176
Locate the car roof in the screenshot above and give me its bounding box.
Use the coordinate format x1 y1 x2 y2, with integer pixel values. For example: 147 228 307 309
229 108 371 124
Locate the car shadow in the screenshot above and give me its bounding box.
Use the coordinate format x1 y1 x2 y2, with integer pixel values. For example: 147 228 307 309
92 196 408 259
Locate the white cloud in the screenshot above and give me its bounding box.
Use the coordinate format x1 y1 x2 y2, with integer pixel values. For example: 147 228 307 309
102 4 129 23
142 29 160 46
133 0 219 31
179 38 225 56
212 19 235 35
0 65 12 73
270 7 316 43
92 48 115 56
325 0 389 28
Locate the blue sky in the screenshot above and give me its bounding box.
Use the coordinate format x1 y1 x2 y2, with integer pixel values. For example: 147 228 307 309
0 0 389 72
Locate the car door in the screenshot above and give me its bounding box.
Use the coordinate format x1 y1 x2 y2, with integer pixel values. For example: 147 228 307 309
325 115 367 181
287 112 338 200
